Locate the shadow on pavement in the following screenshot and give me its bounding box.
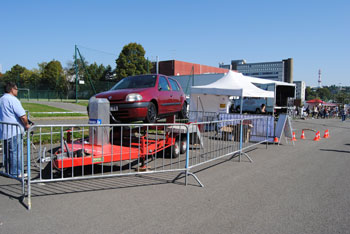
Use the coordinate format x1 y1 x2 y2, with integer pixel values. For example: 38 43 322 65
320 149 350 154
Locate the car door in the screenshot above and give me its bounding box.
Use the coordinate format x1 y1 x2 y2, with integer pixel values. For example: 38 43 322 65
168 78 183 112
157 76 172 114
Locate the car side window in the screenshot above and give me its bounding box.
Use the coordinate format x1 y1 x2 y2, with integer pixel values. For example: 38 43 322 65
168 78 180 91
158 76 170 91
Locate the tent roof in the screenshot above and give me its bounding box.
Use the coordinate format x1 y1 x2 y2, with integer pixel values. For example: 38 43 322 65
245 76 295 87
190 71 274 98
323 102 338 107
306 98 324 104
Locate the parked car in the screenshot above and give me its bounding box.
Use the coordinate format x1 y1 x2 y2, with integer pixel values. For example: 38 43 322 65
94 74 188 123
234 97 268 114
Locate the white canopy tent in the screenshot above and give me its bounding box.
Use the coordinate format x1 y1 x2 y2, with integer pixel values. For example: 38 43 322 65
191 70 275 97
245 76 295 87
190 70 274 114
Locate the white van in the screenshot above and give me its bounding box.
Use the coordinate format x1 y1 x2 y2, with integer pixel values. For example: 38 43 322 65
233 97 270 114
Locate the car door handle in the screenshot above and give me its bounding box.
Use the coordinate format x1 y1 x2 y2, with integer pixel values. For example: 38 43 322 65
170 95 173 97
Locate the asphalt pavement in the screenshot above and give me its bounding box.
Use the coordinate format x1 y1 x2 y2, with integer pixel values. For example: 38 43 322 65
0 118 350 234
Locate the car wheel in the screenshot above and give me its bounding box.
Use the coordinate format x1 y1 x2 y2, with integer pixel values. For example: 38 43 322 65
167 140 180 158
145 102 157 123
179 136 187 154
178 102 188 119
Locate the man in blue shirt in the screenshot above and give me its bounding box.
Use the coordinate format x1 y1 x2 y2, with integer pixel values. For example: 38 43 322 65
0 82 30 177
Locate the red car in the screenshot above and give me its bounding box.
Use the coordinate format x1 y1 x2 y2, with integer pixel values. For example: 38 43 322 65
95 74 188 123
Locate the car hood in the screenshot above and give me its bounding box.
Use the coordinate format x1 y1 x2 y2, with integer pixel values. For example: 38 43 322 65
95 88 150 101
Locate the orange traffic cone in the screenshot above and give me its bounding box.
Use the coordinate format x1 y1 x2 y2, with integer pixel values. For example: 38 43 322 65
323 129 329 138
317 131 321 140
300 130 305 139
313 131 320 141
273 137 279 143
291 132 297 141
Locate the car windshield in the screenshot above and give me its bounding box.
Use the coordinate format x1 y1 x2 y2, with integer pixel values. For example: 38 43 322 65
110 75 157 90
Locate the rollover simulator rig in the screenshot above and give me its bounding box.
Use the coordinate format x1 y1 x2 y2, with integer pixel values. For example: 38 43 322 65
49 97 202 170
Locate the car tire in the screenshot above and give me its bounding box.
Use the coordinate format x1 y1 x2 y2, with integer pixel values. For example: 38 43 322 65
178 102 188 119
167 140 180 158
145 102 157 123
179 136 187 154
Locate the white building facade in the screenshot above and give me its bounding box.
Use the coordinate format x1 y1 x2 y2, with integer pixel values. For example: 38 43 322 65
220 58 293 83
293 81 306 103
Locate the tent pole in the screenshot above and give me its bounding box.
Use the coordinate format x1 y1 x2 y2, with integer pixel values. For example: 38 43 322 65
240 96 243 114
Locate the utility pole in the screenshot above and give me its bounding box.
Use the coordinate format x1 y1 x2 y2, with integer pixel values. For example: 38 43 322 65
75 45 79 103
318 69 322 88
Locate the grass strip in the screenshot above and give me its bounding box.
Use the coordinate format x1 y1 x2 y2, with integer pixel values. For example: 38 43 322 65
22 103 68 112
31 113 87 118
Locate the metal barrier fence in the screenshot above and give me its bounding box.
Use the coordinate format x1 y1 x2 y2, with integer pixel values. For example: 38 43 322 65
1 115 270 209
186 116 269 171
0 122 26 196
188 111 218 122
26 123 190 209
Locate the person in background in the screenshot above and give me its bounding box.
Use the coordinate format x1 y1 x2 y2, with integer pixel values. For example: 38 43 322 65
341 107 346 122
229 102 235 113
306 106 310 117
261 104 266 114
0 82 30 177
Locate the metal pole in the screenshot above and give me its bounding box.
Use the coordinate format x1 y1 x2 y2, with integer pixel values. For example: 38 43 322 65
240 95 243 114
185 126 190 186
266 116 269 149
156 56 159 74
239 119 243 162
76 47 97 94
27 128 31 210
75 45 79 103
147 57 149 74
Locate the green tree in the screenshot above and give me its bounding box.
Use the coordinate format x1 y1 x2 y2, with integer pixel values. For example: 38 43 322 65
316 87 332 101
21 69 40 87
65 56 89 80
42 60 68 92
2 64 27 85
305 86 316 100
86 63 107 81
335 92 350 106
115 43 152 80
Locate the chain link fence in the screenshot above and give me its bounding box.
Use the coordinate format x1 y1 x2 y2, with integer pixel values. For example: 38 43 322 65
0 80 117 101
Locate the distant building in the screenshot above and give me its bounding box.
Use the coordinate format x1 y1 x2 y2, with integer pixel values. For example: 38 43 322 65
151 60 228 76
219 58 293 83
294 81 306 103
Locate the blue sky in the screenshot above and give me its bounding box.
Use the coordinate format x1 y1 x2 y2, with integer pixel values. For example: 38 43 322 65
1 0 349 87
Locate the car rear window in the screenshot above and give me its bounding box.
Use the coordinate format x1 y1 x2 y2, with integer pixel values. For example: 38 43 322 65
168 78 180 91
111 75 157 90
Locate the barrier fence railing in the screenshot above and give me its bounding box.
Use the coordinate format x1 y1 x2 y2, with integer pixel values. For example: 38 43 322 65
1 114 271 209
25 123 190 209
186 115 269 171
